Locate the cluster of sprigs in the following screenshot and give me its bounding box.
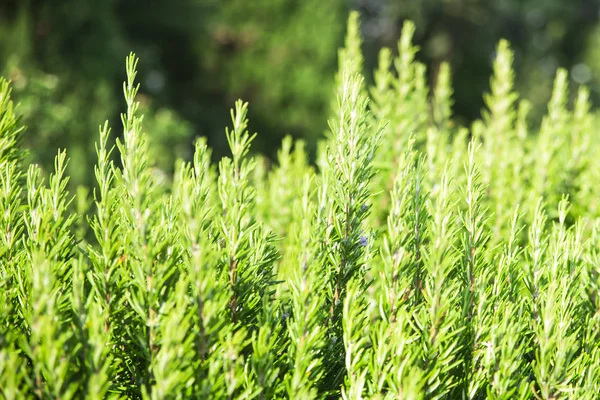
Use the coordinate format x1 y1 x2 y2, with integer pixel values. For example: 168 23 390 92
1 11 600 400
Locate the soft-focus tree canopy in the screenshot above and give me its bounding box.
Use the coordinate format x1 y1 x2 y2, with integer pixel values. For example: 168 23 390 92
1 0 599 186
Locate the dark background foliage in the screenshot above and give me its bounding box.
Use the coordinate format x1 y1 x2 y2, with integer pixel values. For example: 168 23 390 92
1 0 599 186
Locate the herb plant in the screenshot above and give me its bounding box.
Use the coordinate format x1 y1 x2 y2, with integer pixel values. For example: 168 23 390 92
1 12 600 400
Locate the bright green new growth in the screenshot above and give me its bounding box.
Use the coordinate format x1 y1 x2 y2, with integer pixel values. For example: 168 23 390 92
2 12 600 400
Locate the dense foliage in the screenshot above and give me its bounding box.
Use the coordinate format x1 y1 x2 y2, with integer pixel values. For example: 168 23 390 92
0 0 346 184
1 12 600 399
2 0 600 188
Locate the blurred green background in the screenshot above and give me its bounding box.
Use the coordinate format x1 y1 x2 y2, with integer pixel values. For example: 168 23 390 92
1 0 599 187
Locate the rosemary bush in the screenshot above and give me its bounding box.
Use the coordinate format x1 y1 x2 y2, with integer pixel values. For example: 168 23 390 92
1 12 600 399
